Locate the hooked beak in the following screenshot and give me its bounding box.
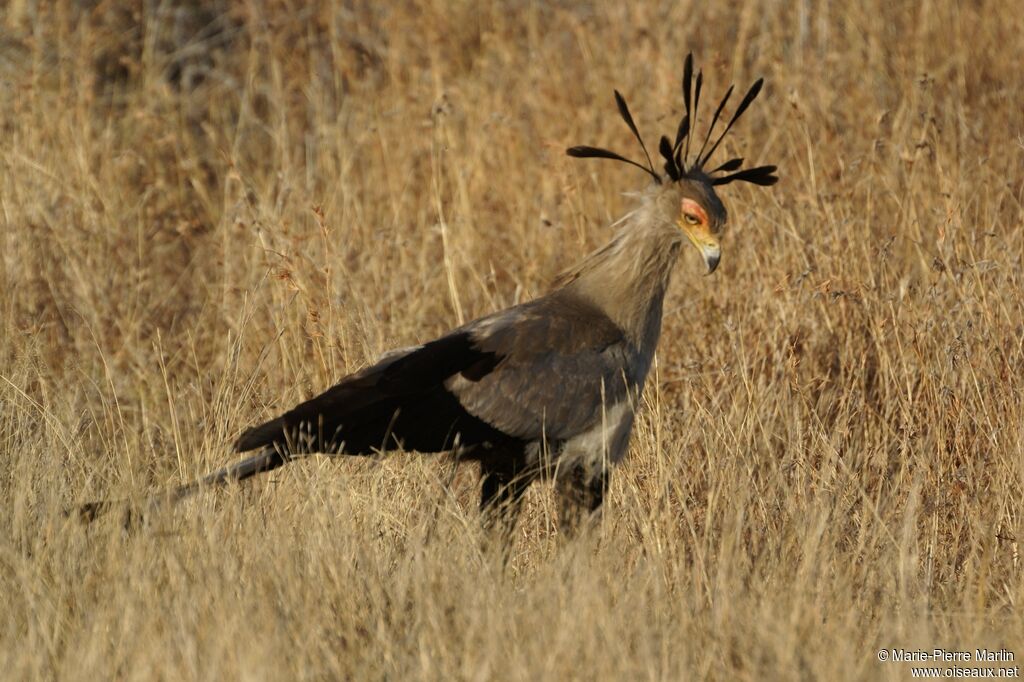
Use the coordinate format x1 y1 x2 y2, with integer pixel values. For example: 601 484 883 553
679 223 722 274
701 243 721 274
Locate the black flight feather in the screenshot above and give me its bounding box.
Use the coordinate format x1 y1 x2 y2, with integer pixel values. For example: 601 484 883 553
701 78 764 167
712 164 778 186
234 332 506 455
613 90 658 180
566 146 661 182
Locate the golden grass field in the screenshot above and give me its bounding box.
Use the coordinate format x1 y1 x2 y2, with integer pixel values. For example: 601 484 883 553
2 1 1023 679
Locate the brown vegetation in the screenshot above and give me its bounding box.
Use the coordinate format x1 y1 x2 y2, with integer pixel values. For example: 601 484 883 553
1 1 1022 679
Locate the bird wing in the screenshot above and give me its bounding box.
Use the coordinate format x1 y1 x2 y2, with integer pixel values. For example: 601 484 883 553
233 332 506 454
234 291 633 455
447 292 635 442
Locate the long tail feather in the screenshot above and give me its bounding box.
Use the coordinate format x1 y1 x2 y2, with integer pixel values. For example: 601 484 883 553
73 448 288 525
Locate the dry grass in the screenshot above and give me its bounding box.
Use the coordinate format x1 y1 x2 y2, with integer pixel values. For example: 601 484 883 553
2 1 1023 679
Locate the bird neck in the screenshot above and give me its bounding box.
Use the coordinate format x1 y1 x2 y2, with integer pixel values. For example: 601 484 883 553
554 201 683 351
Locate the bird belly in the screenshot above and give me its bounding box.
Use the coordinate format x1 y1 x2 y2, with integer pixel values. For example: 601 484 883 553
537 400 635 475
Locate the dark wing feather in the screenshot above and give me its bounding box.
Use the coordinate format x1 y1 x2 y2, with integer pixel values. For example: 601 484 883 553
447 293 635 442
235 333 507 455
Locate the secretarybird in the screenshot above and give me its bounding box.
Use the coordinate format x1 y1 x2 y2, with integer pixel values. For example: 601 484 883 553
80 55 777 536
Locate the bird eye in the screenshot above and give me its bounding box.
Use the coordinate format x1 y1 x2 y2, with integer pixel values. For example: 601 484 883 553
684 213 701 226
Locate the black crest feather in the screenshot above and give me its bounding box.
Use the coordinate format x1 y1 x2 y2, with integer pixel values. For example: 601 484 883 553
696 84 734 164
681 55 693 133
700 78 764 168
711 157 744 173
658 135 680 180
565 54 777 190
673 114 690 155
712 165 778 186
672 114 690 171
683 70 703 166
566 146 661 182
613 90 658 181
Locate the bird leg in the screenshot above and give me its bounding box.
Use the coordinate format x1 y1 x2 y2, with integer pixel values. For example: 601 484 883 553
555 463 609 538
478 456 534 551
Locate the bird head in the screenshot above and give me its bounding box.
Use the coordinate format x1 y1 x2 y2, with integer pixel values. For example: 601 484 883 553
567 54 777 275
673 171 727 274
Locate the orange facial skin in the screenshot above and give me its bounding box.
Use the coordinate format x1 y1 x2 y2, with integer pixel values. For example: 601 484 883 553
677 197 722 274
